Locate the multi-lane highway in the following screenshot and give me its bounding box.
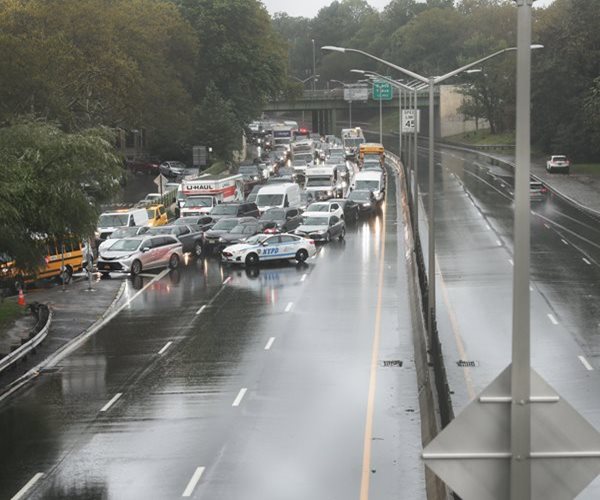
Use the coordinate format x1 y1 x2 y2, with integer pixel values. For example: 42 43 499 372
0 165 426 499
415 145 600 498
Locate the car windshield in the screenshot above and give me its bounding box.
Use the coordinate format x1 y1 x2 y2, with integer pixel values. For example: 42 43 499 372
261 209 285 221
355 180 380 191
553 156 567 161
294 154 312 163
349 191 371 201
306 177 331 187
245 234 268 245
239 166 258 174
173 217 197 225
230 224 250 234
110 227 139 239
108 239 142 251
211 205 239 215
344 138 364 147
212 218 239 230
185 197 212 207
302 216 329 226
147 227 173 235
306 204 328 212
98 214 129 228
256 194 284 206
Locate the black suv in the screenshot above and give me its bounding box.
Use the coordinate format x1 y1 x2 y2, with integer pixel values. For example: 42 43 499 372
209 202 260 221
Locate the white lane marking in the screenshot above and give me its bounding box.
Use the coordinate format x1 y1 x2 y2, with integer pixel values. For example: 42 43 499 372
496 240 502 247
485 224 491 230
232 388 248 407
182 466 205 497
583 257 592 265
158 341 173 355
196 305 207 315
284 302 294 313
223 276 231 284
11 473 44 500
264 337 275 350
544 223 551 229
508 259 514 266
300 273 307 282
547 314 558 325
578 356 594 371
561 239 568 245
100 392 123 412
530 285 534 292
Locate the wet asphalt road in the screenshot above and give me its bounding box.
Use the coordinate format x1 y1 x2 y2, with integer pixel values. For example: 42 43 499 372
414 146 600 498
0 166 426 499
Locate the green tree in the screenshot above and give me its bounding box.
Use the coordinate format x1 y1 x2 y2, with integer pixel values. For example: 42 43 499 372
193 83 242 161
0 120 122 268
174 0 288 127
0 0 197 158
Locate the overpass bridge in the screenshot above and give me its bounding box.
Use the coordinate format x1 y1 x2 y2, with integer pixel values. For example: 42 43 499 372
263 88 439 136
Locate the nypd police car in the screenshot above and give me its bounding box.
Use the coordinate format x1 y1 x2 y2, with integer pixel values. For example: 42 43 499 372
221 233 317 266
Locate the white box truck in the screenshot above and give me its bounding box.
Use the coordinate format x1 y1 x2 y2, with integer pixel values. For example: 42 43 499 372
179 174 244 216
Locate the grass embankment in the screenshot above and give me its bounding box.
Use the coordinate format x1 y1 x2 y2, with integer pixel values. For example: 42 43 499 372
572 163 600 175
0 299 26 335
365 110 401 136
203 160 228 175
445 129 515 145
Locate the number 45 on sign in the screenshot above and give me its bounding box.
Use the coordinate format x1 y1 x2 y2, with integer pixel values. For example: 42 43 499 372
402 109 420 133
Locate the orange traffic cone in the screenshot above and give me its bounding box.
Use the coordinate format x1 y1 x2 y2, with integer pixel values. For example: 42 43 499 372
17 288 25 307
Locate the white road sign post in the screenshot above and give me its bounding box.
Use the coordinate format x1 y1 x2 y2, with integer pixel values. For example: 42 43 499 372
154 173 168 196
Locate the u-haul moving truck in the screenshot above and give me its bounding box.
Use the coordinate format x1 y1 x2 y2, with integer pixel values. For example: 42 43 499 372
179 174 244 216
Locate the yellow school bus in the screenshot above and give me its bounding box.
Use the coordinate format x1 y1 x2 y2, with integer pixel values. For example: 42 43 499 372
359 143 385 165
0 238 85 292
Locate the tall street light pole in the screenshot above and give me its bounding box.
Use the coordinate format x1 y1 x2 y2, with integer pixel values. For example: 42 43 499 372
323 45 539 347
312 39 316 92
511 1 536 498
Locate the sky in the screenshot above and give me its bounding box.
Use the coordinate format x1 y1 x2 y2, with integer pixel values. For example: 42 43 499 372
262 0 554 19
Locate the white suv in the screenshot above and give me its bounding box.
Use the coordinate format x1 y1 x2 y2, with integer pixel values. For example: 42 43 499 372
546 155 570 174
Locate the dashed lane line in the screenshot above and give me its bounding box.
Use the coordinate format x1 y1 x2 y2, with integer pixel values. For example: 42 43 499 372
196 305 207 315
547 314 559 325
264 337 275 351
578 356 594 371
583 257 592 265
158 341 173 355
284 302 294 313
100 393 122 413
11 473 44 500
232 388 248 407
182 467 205 497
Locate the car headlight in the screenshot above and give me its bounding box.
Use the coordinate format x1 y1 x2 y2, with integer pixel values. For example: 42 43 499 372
363 202 371 207
342 181 348 188
253 176 259 180
219 237 226 243
327 190 333 195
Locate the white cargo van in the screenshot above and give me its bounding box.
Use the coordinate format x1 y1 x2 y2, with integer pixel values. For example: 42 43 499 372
255 183 301 213
353 170 385 202
96 208 149 241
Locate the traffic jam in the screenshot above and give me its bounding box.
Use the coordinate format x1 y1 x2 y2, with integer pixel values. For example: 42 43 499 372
94 123 387 277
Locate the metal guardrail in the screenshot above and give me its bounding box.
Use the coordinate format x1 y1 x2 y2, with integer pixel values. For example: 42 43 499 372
0 304 53 375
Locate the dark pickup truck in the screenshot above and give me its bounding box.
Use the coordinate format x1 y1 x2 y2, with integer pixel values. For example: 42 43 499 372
145 224 206 257
127 159 160 175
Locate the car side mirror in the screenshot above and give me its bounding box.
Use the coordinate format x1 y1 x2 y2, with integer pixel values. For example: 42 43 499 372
141 246 150 253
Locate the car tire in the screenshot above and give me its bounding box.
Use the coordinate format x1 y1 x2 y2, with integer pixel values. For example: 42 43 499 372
194 241 203 257
245 253 259 266
131 260 142 276
295 249 308 263
169 254 180 270
339 228 346 241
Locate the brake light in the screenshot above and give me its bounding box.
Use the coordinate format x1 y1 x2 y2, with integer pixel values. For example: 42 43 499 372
541 187 547 193
308 240 315 245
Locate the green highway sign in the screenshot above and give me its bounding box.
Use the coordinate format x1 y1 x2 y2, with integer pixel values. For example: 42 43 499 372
372 81 393 101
